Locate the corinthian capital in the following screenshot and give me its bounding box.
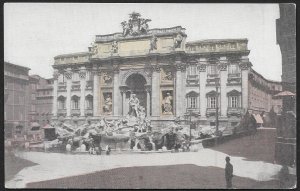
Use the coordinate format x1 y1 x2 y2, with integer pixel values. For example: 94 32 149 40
152 64 161 72
79 71 86 79
197 64 206 72
218 63 228 71
65 71 72 79
239 62 252 70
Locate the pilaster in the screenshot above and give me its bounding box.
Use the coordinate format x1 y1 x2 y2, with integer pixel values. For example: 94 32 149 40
151 64 160 117
198 59 207 118
93 69 99 117
52 70 59 118
79 68 86 117
65 70 72 117
219 57 228 117
113 62 120 116
240 62 252 112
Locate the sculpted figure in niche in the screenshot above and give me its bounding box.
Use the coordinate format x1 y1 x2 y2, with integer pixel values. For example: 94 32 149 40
103 94 112 114
150 35 157 51
103 72 112 85
162 92 173 114
111 41 118 53
174 34 183 49
128 94 140 117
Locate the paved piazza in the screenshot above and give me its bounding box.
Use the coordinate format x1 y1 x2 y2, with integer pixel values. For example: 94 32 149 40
6 149 287 188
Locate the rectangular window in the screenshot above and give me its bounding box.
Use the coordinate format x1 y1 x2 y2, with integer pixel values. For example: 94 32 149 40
86 99 93 109
209 97 216 108
229 96 240 108
188 65 197 75
229 64 239 74
72 73 79 81
58 100 65 109
208 65 217 75
187 97 197 108
72 99 79 109
230 96 238 108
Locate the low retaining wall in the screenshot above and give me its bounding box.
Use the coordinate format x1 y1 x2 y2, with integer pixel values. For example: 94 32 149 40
200 130 254 148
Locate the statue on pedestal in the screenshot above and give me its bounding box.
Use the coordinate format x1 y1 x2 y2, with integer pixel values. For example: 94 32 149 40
150 35 157 51
111 41 118 54
174 34 183 49
128 94 140 117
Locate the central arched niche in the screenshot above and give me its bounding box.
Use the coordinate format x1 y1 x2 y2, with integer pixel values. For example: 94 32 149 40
124 73 147 114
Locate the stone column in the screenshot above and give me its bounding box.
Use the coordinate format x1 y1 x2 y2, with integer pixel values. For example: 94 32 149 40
151 65 160 117
65 70 72 117
146 88 151 117
181 66 187 115
219 58 228 117
122 91 126 115
113 64 120 116
198 62 207 117
79 69 86 117
52 70 59 118
93 70 99 117
240 62 252 112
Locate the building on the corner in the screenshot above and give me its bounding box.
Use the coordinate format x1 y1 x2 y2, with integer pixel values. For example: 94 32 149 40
276 3 296 94
4 61 31 138
248 69 282 115
275 3 296 166
29 75 54 127
51 12 282 130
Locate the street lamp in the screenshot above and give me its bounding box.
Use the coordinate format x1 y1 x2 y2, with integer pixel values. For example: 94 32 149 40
184 109 199 143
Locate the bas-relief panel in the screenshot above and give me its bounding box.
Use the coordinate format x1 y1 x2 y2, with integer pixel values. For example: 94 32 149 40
100 72 113 86
160 67 174 84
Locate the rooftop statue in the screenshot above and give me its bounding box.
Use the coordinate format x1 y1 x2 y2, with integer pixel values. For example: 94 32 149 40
121 12 151 37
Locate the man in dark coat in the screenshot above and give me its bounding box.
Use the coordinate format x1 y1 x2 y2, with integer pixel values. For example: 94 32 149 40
225 156 233 189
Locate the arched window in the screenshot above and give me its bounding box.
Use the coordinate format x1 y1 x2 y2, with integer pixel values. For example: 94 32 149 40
227 90 241 108
85 95 93 109
71 95 80 109
57 96 66 109
186 91 199 109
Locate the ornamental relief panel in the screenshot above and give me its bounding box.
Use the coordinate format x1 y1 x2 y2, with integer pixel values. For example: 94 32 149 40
160 67 174 84
100 72 113 86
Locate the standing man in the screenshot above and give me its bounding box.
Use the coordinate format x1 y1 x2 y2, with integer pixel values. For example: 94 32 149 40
225 156 233 189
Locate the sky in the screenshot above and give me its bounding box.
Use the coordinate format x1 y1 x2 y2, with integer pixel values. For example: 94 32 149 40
4 3 281 81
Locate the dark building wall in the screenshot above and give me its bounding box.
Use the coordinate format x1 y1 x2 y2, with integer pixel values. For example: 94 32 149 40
275 3 296 166
276 3 296 93
4 62 31 137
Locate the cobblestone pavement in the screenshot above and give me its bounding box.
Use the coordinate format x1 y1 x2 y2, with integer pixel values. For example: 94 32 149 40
6 148 286 188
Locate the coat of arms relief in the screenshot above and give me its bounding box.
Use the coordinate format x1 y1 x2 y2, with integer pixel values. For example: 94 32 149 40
121 12 151 37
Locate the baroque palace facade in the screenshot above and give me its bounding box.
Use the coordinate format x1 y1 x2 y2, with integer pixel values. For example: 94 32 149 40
52 13 280 128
